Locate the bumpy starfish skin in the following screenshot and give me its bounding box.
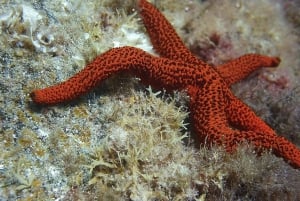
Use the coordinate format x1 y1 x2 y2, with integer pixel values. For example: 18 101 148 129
30 0 300 168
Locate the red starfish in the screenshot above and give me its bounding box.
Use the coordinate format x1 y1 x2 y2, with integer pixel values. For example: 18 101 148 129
30 0 300 168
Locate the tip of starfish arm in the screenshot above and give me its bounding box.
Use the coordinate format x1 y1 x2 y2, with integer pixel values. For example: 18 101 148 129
271 56 281 67
30 90 52 105
30 90 42 105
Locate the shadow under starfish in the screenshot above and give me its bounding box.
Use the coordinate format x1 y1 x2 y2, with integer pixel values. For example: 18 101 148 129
30 0 300 168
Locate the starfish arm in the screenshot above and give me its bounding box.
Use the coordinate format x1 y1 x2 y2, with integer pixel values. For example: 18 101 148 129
230 130 300 168
187 86 300 168
216 54 280 86
31 46 204 105
30 47 153 105
237 131 300 168
226 95 276 134
274 136 300 168
227 96 300 168
138 0 200 64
